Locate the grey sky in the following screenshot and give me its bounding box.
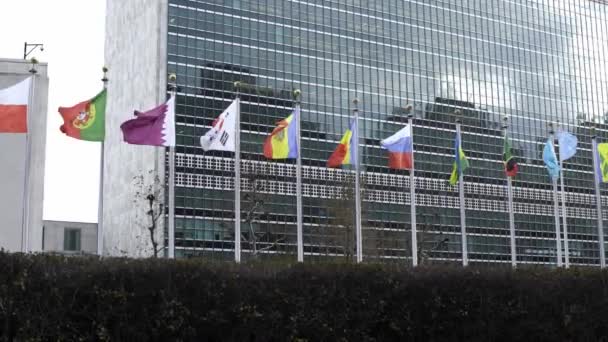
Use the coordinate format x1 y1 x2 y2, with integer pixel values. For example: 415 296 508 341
0 0 105 223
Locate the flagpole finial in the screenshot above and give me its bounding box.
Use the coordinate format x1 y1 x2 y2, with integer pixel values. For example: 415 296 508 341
168 73 177 92
404 104 414 118
352 98 359 112
548 122 554 135
454 110 461 124
293 88 301 101
101 66 109 85
591 124 596 139
502 116 508 129
403 103 414 118
234 81 241 90
29 57 38 74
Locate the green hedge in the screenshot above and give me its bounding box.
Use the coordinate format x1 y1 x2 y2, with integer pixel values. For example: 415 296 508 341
1 252 608 341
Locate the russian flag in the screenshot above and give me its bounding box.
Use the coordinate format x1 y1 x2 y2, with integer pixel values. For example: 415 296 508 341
381 124 413 170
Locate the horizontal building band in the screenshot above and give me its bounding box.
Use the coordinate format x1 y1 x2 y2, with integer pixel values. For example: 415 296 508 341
176 154 608 207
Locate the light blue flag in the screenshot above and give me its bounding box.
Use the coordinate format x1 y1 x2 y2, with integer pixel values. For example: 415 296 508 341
543 138 560 180
556 131 577 161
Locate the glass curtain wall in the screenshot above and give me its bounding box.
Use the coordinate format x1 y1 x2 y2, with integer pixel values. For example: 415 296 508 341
167 0 608 266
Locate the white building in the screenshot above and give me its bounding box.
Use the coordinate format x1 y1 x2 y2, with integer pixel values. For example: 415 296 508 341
102 0 168 257
43 220 98 254
0 58 49 252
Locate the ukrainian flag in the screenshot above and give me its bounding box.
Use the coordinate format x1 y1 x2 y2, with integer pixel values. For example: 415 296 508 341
263 107 299 159
449 131 469 185
327 118 357 168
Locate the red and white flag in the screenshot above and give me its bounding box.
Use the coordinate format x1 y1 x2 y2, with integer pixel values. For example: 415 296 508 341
0 77 31 133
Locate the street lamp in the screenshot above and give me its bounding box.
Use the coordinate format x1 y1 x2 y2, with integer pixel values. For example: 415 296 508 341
23 42 44 60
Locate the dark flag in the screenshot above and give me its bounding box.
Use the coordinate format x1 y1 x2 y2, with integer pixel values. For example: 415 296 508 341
503 135 518 177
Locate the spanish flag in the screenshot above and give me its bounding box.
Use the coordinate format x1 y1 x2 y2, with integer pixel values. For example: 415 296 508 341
263 107 299 159
327 118 357 168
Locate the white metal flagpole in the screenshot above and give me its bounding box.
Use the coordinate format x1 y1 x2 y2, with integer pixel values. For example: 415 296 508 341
503 117 517 268
167 73 177 259
549 127 563 267
294 89 304 262
98 66 108 256
456 119 468 266
234 82 242 263
553 176 563 267
353 98 363 263
21 59 37 253
592 131 606 268
507 179 516 267
408 110 418 267
558 138 570 268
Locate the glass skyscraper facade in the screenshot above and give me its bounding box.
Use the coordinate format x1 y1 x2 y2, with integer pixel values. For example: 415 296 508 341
167 0 608 266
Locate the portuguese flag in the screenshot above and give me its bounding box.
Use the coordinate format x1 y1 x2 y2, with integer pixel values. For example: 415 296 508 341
58 89 106 141
503 134 518 177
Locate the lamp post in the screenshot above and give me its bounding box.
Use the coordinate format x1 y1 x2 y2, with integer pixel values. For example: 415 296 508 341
23 42 44 60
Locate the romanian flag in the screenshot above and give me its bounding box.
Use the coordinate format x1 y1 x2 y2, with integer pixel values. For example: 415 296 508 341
503 134 518 177
449 131 469 185
596 142 608 183
327 118 357 168
263 107 299 159
0 77 30 133
380 124 413 170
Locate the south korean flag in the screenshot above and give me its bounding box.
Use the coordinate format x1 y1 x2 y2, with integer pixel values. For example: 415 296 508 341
200 99 237 152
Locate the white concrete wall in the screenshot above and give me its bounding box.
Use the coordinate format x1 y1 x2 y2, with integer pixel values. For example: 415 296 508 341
103 0 168 257
0 59 48 253
43 220 98 254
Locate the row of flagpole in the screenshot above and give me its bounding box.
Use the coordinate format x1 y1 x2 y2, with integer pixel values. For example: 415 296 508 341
7 65 607 267
170 79 608 267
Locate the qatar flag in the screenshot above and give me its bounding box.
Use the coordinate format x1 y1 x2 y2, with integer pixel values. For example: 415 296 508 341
0 77 30 133
120 96 176 147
